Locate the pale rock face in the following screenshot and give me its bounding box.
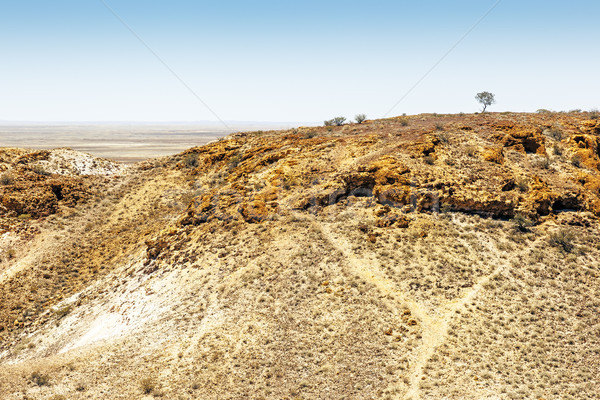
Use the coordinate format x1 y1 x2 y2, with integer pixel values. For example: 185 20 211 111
39 148 127 176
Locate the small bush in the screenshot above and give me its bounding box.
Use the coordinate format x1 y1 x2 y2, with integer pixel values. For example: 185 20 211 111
324 117 346 126
571 154 582 167
30 371 51 386
511 214 534 232
435 123 444 131
31 165 50 176
183 153 199 168
49 396 66 400
553 143 563 156
545 127 563 141
304 130 317 139
355 114 367 124
0 173 13 185
549 229 575 252
465 145 477 157
423 155 435 165
140 377 156 394
515 177 528 193
536 109 552 114
399 118 409 126
54 305 72 319
227 154 242 170
438 132 450 144
589 108 599 119
535 157 551 169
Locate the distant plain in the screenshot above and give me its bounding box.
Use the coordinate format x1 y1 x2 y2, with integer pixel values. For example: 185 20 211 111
0 123 295 163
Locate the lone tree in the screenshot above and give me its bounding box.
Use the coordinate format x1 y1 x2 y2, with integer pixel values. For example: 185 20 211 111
475 91 495 112
355 114 367 124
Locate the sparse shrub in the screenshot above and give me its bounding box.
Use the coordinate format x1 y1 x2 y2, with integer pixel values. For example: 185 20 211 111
549 229 575 252
515 177 528 192
30 371 50 386
183 153 199 168
7 249 16 259
571 154 582 167
324 117 346 126
54 305 72 319
399 118 409 126
304 130 317 139
49 395 66 400
435 123 444 131
534 157 551 169
355 114 367 124
511 214 534 232
423 155 435 165
438 132 450 144
31 164 50 176
140 377 156 394
536 109 552 114
0 173 13 185
465 145 477 157
227 154 243 170
589 108 599 119
545 127 563 141
552 143 563 156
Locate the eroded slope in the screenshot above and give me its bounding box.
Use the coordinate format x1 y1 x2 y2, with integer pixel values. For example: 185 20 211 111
0 112 599 400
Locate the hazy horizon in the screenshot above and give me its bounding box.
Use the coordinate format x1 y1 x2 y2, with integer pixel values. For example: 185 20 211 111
1 1 598 124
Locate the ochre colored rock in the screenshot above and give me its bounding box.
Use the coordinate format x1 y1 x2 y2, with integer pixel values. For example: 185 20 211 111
482 147 504 164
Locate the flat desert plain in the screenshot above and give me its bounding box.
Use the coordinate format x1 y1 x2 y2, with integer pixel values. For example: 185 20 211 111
0 123 293 163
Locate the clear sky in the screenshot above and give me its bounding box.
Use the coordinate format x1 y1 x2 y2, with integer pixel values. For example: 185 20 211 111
1 1 598 123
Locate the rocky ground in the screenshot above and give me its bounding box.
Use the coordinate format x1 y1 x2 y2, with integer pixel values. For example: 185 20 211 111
0 111 599 399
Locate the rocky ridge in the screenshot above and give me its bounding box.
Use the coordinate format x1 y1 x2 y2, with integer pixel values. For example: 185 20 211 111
0 112 598 400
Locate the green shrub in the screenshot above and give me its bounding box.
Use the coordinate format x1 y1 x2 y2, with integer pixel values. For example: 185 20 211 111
399 118 409 126
31 165 50 176
437 132 450 144
30 371 50 386
515 177 528 193
553 143 563 156
535 157 551 169
183 153 199 168
140 377 156 394
589 108 599 119
324 117 346 126
549 229 575 252
0 173 13 185
545 127 563 141
54 305 72 319
511 214 534 232
465 145 477 157
435 123 444 131
355 114 367 124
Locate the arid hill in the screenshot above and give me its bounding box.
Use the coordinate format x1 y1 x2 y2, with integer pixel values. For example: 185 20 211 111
0 112 599 400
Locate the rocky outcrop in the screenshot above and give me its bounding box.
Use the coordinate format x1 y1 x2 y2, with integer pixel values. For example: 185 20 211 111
177 113 600 226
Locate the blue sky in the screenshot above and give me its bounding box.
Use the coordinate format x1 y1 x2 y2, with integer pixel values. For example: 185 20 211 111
1 1 598 123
